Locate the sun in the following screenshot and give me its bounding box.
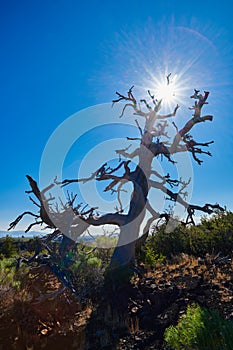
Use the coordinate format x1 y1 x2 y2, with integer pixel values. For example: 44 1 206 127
142 72 187 111
155 74 178 104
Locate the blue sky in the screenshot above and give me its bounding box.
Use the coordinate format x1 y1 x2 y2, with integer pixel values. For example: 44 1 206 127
0 0 233 231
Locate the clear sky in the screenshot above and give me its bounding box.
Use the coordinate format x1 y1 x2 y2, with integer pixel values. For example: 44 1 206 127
0 0 233 231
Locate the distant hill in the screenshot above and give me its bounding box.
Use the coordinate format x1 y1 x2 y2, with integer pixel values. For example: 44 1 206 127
0 230 48 238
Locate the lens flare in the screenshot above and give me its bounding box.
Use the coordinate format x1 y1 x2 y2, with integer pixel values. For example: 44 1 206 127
155 75 177 103
142 71 188 112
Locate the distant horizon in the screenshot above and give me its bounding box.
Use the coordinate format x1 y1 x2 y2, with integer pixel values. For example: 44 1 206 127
0 230 48 238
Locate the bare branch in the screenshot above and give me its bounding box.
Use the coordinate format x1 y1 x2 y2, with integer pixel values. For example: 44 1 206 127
25 220 43 233
8 211 40 231
111 181 127 213
148 90 158 106
170 90 212 153
149 179 224 223
186 203 224 225
56 163 108 187
112 86 147 118
151 121 170 138
126 137 141 141
158 104 180 119
181 135 214 165
115 147 139 159
135 119 143 136
166 73 172 85
140 98 152 111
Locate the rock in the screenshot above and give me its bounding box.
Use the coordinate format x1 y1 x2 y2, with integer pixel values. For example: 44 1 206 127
41 328 48 335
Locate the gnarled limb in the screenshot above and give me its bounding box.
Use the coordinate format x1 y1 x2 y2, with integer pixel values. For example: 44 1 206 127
158 104 180 119
112 86 147 118
151 121 170 138
8 211 40 231
113 87 178 121
170 90 213 153
115 147 139 159
180 135 214 165
149 141 176 164
170 114 213 153
56 163 108 187
149 178 224 224
186 203 224 225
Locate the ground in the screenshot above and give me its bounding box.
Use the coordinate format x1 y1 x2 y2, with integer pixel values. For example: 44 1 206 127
0 253 232 349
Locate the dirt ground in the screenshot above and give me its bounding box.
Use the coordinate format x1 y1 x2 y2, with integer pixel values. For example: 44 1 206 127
0 254 232 349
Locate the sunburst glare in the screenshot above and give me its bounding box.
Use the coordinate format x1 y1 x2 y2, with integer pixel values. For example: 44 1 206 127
155 73 177 102
143 71 187 111
98 22 230 115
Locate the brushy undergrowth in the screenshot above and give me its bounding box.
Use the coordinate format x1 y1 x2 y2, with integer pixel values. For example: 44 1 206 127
164 303 233 350
0 235 17 259
0 257 28 290
140 212 233 265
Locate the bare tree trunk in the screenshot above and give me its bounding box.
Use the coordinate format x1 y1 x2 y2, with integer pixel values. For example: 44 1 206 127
109 133 154 268
110 208 146 267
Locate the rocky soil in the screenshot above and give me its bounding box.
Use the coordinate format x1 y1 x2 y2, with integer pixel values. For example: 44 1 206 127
0 253 232 349
118 253 233 349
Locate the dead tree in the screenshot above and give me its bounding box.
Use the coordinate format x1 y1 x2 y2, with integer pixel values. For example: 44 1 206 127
9 80 224 280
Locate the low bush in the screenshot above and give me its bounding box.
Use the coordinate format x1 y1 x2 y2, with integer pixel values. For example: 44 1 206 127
141 211 233 261
164 303 233 350
0 235 17 258
0 257 28 290
140 245 166 267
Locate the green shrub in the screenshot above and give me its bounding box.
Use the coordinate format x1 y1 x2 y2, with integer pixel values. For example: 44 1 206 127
0 235 17 258
86 256 102 268
61 248 104 298
95 235 117 249
147 223 190 258
0 257 26 290
141 211 233 259
164 303 233 350
141 245 166 267
188 212 233 256
26 236 42 253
